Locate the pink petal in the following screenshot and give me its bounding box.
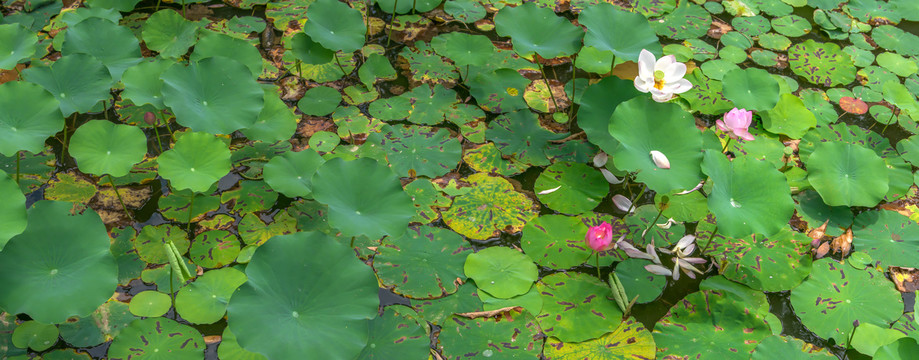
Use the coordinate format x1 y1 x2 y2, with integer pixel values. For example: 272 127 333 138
716 120 729 132
735 129 756 141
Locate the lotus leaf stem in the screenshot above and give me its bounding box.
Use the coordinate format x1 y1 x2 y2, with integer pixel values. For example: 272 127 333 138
568 55 576 120
107 174 133 221
625 183 646 215
155 0 160 11
699 225 718 254
609 54 617 76
387 0 399 47
334 54 347 76
641 206 664 241
169 266 175 319
595 252 601 280
537 62 560 113
152 124 164 154
15 151 20 185
721 137 732 153
62 113 76 157
187 193 195 233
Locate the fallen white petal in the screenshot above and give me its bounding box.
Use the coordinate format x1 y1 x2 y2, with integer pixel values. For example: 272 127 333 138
644 264 672 276
600 169 624 184
593 152 608 167
537 185 562 195
612 194 632 212
650 150 671 169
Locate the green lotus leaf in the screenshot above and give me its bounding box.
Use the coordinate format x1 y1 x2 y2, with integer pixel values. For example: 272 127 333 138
410 282 482 325
59 6 122 26
298 85 341 116
240 85 298 143
398 42 459 86
520 215 591 269
161 57 264 135
875 337 919 359
358 53 397 89
614 258 666 303
788 39 856 87
534 162 607 215
536 272 623 342
462 142 528 176
577 77 640 153
655 189 709 222
128 291 171 318
699 224 812 291
759 93 816 139
189 230 241 269
464 246 537 299
790 258 902 345
12 320 58 351
806 142 888 207
0 201 117 324
877 52 918 77
309 131 340 152
356 305 429 360
733 15 771 36
332 106 384 139
702 151 793 238
191 30 263 77
443 0 485 23
217 327 268 360
609 96 704 194
872 25 919 56
0 81 63 157
62 17 142 81
133 224 189 265
401 84 458 125
376 0 441 13
494 2 582 58
158 190 221 222
467 68 529 113
58 299 136 348
379 124 461 178
580 3 661 62
770 14 811 37
303 0 366 53
0 24 37 70
227 231 379 360
722 67 780 111
883 81 919 118
430 32 494 67
655 276 773 358
486 110 567 167
543 317 656 360
751 335 837 359
263 148 325 198
289 32 334 65
652 1 711 40
0 170 26 250
121 58 173 109
442 173 538 240
221 180 278 215
158 132 232 193
476 285 542 315
107 318 204 360
175 267 247 325
311 157 414 239
624 204 686 248
404 178 451 224
850 323 908 357
368 97 411 121
85 0 141 11
374 226 472 299
438 308 541 358
853 210 919 269
142 9 199 59
70 120 146 177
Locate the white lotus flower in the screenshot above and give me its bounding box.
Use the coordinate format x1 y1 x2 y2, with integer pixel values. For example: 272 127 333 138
633 49 693 102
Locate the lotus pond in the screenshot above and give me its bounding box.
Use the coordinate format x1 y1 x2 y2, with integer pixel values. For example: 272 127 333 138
5 0 919 358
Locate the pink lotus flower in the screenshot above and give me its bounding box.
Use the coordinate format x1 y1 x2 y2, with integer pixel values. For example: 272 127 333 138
717 108 755 141
585 222 614 251
633 49 692 102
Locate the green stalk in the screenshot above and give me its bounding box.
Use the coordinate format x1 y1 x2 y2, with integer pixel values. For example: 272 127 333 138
640 206 664 241
15 151 20 185
568 54 577 120
626 183 647 215
700 225 718 254
596 252 601 280
538 62 560 113
186 193 196 233
107 174 133 221
152 124 164 153
62 113 76 157
387 0 399 47
169 266 175 319
334 54 347 76
721 137 733 153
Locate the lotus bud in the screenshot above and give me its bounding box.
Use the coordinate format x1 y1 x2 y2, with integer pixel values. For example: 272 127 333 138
650 150 670 169
585 222 614 252
593 152 608 167
144 112 157 125
612 194 632 213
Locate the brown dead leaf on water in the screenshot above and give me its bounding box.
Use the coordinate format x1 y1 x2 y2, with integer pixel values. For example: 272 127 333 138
889 266 919 292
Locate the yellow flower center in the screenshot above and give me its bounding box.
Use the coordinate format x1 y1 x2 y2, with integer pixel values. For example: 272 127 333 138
653 70 666 90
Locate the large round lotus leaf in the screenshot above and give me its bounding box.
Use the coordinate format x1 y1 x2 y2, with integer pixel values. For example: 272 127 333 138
477 285 542 315
158 190 220 222
356 305 429 360
536 272 623 342
303 0 366 53
790 258 902 345
241 85 298 143
376 0 442 14
128 290 171 317
221 180 278 215
699 225 812 292
263 148 325 198
874 337 919 359
121 58 172 109
534 162 607 215
751 335 837 359
289 32 334 65
0 24 37 70
161 57 264 135
702 151 794 238
430 32 493 67
158 132 232 193
485 110 566 167
760 93 816 139
442 173 539 240
0 81 63 157
651 1 711 40
310 157 414 239
374 226 472 299
133 224 189 265
494 2 583 58
175 267 247 325
191 31 263 77
438 308 542 359
58 299 136 348
579 3 660 62
722 67 780 111
226 231 379 360
464 247 537 299
70 120 146 177
142 9 199 59
380 125 461 178
0 170 26 250
462 142 528 177
61 17 142 81
577 77 639 154
655 277 773 358
107 318 204 360
189 230 240 268
403 178 451 224
0 201 117 324
609 96 704 194
467 68 530 113
521 215 591 269
788 39 856 87
853 210 919 268
543 318 656 360
806 142 888 207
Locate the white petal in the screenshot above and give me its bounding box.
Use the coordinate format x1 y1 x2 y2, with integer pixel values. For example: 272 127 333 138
650 150 670 169
647 244 662 264
593 152 608 167
612 194 633 213
675 235 695 251
537 185 562 195
637 49 656 80
666 79 694 94
655 54 676 72
672 261 681 281
634 76 652 93
650 89 673 102
662 62 687 83
645 264 672 276
600 169 624 184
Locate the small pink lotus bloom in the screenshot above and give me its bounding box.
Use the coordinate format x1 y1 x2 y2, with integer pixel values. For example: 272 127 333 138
716 108 756 141
585 222 614 251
